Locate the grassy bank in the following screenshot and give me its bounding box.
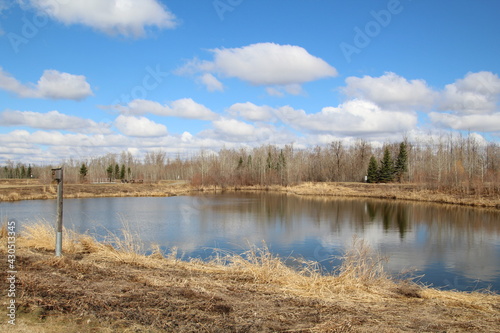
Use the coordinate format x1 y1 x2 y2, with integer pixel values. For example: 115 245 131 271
0 180 192 202
202 182 500 209
1 179 500 209
1 221 499 332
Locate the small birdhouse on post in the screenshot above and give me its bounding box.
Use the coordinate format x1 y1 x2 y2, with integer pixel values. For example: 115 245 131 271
51 167 63 257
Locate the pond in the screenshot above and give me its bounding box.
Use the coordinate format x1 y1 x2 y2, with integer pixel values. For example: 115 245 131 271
2 192 500 292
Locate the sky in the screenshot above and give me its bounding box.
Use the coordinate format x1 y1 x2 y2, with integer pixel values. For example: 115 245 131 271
0 0 500 164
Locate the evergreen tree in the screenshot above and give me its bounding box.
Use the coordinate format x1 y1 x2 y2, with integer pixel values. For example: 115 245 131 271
379 147 394 183
278 150 287 185
367 156 379 183
106 165 113 181
120 164 126 180
80 163 88 181
277 150 286 171
114 164 120 180
27 164 32 178
237 156 244 169
394 142 408 182
266 151 273 170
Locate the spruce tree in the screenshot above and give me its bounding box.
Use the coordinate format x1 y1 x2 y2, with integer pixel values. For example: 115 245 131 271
237 157 244 169
106 165 113 181
120 164 126 180
80 163 88 181
367 156 379 183
394 142 408 182
379 147 394 183
114 164 120 180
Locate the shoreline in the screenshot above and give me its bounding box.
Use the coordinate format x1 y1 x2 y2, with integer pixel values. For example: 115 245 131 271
1 222 499 332
1 179 499 210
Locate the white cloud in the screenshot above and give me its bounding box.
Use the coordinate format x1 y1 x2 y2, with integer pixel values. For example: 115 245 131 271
342 72 436 110
0 68 93 100
439 71 500 115
115 115 168 137
266 87 285 97
26 0 177 37
0 110 110 134
0 129 128 148
178 43 337 94
37 70 93 100
122 98 218 120
212 118 256 138
429 112 500 132
228 102 276 122
274 100 417 136
200 117 293 144
426 72 500 133
181 131 194 143
265 84 304 97
197 73 224 92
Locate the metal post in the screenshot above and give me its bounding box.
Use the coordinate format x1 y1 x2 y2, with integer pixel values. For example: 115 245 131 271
52 168 63 257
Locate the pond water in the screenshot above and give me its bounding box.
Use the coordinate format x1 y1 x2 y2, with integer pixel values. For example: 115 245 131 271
2 192 500 292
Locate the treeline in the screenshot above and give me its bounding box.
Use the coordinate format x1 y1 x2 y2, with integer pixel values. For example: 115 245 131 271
2 133 500 195
0 162 34 179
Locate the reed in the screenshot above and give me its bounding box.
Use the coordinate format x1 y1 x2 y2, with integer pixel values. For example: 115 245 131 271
3 220 499 332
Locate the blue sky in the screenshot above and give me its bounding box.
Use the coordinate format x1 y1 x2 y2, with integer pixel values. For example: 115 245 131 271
0 0 499 163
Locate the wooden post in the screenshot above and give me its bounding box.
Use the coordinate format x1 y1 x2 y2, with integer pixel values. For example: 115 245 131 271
52 168 63 257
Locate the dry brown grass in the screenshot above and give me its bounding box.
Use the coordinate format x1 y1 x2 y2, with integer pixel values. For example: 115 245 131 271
2 179 500 209
2 221 499 332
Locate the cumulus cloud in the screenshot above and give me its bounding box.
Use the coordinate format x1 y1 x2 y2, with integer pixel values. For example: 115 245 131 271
227 99 416 138
429 112 500 132
212 118 257 138
228 102 276 122
177 43 337 95
0 68 93 100
0 110 111 134
0 129 128 148
121 98 218 120
197 73 224 92
439 71 500 115
426 72 500 133
272 100 417 136
342 72 436 110
25 0 177 37
115 115 168 137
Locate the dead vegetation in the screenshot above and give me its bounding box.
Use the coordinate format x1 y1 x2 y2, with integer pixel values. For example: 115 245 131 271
0 180 192 202
1 221 499 332
1 178 499 209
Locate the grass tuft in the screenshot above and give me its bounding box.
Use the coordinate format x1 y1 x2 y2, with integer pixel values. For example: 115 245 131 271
4 220 499 332
335 236 390 287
